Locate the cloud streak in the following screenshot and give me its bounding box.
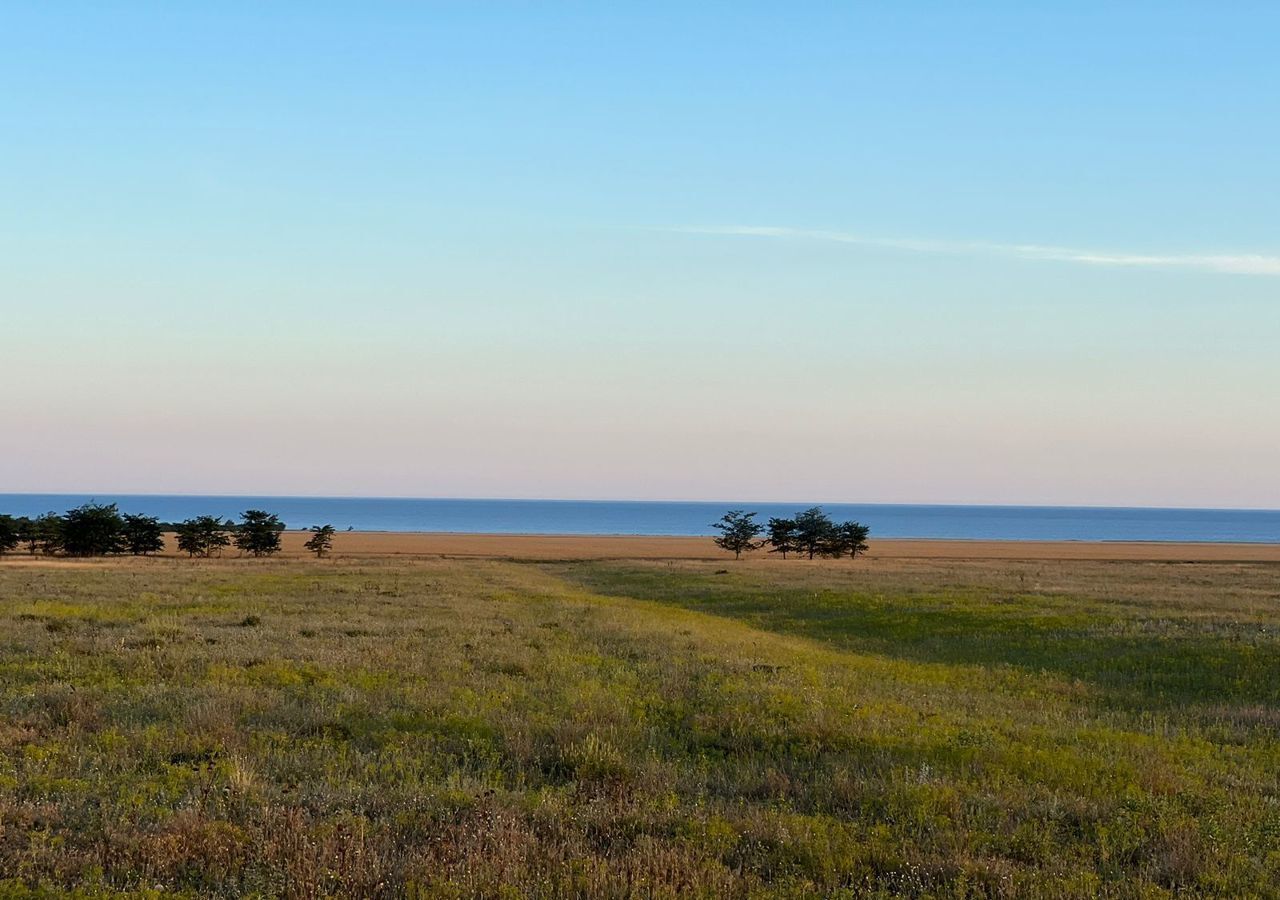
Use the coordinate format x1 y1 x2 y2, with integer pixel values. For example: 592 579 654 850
671 226 1280 276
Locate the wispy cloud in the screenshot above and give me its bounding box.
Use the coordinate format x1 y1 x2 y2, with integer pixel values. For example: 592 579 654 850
670 225 1280 276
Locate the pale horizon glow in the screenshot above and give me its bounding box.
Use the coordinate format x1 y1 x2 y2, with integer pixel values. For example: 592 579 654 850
0 489 1275 514
2 4 1278 509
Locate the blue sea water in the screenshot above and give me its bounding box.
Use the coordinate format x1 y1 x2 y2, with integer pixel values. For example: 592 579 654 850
0 495 1277 542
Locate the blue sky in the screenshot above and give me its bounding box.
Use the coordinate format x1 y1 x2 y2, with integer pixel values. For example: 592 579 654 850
3 3 1277 506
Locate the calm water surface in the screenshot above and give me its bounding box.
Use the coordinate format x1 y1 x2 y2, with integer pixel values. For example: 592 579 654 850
1 495 1278 542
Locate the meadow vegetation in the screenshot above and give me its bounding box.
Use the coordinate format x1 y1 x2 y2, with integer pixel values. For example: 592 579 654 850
1 555 1278 897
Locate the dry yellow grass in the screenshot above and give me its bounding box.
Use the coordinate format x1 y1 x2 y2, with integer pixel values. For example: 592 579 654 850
131 530 1280 562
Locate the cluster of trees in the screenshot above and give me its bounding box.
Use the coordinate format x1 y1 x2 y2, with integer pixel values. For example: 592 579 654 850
0 505 165 557
711 507 869 560
172 509 297 558
0 504 337 559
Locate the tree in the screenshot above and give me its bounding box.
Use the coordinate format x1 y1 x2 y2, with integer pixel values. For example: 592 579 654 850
61 503 126 556
14 517 35 554
175 516 231 558
0 515 18 554
304 524 336 558
122 513 165 555
831 521 870 559
234 510 284 557
23 513 65 555
765 517 798 559
710 510 764 559
793 506 835 559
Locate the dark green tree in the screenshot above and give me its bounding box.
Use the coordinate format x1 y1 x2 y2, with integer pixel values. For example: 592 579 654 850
175 516 231 558
304 524 336 558
234 510 284 557
0 515 18 554
830 521 871 559
14 517 35 554
122 513 165 555
24 512 65 555
710 510 764 559
765 517 798 559
61 503 126 556
793 506 835 559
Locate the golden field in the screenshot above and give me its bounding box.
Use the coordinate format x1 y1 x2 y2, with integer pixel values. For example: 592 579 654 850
45 530 1280 563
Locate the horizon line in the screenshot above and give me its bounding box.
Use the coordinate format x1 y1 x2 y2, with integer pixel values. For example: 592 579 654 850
1 490 1277 515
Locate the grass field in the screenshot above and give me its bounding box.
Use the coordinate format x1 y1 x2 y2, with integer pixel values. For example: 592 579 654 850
2 554 1279 897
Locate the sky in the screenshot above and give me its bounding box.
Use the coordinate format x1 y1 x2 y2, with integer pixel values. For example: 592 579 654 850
2 2 1278 508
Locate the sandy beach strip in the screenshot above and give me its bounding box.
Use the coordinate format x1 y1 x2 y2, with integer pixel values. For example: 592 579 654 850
207 531 1280 562
2 531 1276 564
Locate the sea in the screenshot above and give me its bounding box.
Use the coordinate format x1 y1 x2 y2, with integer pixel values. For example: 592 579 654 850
1 495 1277 543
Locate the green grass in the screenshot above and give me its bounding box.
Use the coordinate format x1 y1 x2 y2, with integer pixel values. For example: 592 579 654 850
1 556 1279 897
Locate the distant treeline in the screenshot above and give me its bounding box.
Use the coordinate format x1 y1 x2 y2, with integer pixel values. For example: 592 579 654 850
0 503 336 558
711 507 869 560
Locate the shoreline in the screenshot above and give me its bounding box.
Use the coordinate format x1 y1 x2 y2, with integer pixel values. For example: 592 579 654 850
186 531 1280 562
4 531 1278 563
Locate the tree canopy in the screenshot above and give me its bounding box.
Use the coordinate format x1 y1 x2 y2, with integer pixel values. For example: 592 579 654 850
304 524 336 558
234 510 284 557
175 516 231 558
60 504 126 557
793 507 834 560
715 507 870 562
765 517 798 559
26 513 65 556
833 521 870 559
0 506 303 560
0 515 18 555
710 510 765 559
122 514 166 555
